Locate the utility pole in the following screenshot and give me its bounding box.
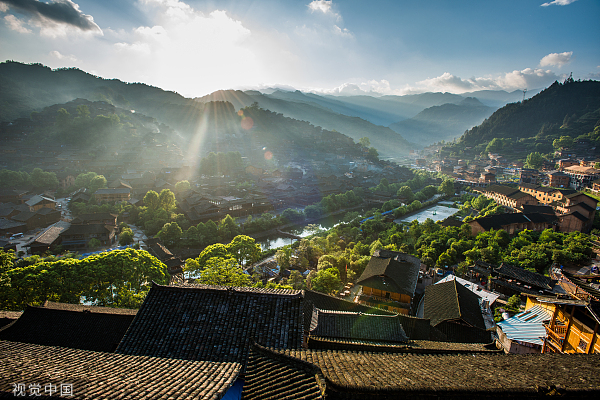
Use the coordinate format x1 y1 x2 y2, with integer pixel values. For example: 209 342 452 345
522 88 527 102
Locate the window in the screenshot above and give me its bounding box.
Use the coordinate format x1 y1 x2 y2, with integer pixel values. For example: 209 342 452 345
578 338 588 352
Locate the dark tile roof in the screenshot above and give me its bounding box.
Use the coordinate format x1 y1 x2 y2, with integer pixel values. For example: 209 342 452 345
307 336 500 354
243 345 325 400
302 290 430 339
302 290 392 330
424 279 486 330
562 210 588 222
520 204 555 215
0 341 241 400
471 213 529 230
61 223 114 235
259 347 600 398
116 283 304 371
356 250 420 297
0 302 136 352
310 309 408 343
484 184 520 196
495 263 554 290
0 311 21 330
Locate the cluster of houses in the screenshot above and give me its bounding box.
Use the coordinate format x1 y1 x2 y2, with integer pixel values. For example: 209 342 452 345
468 182 597 234
0 191 61 237
1 249 598 398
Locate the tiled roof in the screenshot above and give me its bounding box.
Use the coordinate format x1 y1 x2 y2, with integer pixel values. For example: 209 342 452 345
0 341 241 400
261 347 600 398
307 337 499 354
310 309 408 343
302 290 392 330
27 220 70 246
0 311 21 329
495 263 554 290
116 283 304 371
243 345 325 400
356 251 420 297
302 290 430 340
484 184 520 196
0 302 136 353
424 279 486 330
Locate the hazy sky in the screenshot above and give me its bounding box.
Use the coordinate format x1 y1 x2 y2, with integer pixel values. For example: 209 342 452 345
1 0 598 97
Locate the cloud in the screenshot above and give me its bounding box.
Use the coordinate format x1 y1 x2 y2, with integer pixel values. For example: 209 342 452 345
4 13 31 33
308 1 338 17
333 24 352 38
0 0 101 34
539 51 572 67
541 0 577 6
315 79 395 96
410 68 563 94
49 50 78 62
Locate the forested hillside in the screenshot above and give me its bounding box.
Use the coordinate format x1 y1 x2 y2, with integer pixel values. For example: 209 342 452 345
440 79 600 156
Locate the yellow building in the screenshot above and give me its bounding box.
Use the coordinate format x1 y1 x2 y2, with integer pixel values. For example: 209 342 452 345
524 294 600 354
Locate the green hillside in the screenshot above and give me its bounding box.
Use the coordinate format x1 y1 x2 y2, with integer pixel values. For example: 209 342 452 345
440 79 600 157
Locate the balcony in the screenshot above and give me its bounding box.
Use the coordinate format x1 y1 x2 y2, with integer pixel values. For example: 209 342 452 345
544 323 567 352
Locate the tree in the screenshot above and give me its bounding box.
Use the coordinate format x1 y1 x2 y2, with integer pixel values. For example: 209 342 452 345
359 137 371 147
397 186 415 203
143 190 160 210
275 247 292 270
88 238 101 249
311 267 341 294
525 152 544 169
89 175 107 193
367 147 379 161
438 179 455 197
196 257 251 287
158 189 176 211
30 168 58 190
552 136 574 150
288 270 305 290
226 235 261 267
74 172 98 190
119 227 134 246
174 180 191 193
157 222 182 247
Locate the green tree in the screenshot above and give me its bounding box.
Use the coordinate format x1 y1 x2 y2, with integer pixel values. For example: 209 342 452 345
288 270 305 290
89 175 107 193
525 152 544 169
119 227 134 246
552 135 574 150
359 137 371 147
226 235 261 267
143 190 160 210
157 222 183 247
196 257 251 287
174 180 191 193
158 189 176 211
438 179 455 197
30 168 58 190
397 186 415 203
88 238 102 249
311 267 341 294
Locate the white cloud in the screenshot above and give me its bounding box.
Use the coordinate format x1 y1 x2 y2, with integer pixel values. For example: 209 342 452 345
0 3 8 12
49 50 78 62
333 24 352 38
314 79 395 96
4 14 31 33
541 0 577 6
308 1 338 17
539 51 572 67
408 68 562 94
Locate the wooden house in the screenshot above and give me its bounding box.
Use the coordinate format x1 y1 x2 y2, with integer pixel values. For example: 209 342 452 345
356 250 421 315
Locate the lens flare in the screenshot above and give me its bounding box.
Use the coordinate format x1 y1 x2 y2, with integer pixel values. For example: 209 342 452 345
264 151 273 160
241 117 253 130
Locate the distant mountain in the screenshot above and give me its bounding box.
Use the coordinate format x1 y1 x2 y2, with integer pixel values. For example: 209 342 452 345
197 90 413 157
460 89 541 108
388 97 496 145
440 79 600 157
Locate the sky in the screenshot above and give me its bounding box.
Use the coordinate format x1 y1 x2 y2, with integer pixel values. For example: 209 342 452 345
0 0 599 98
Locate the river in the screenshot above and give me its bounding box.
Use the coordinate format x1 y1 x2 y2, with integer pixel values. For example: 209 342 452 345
259 203 460 251
258 214 346 251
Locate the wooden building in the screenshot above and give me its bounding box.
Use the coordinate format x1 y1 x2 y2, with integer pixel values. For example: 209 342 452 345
356 250 421 314
475 185 538 210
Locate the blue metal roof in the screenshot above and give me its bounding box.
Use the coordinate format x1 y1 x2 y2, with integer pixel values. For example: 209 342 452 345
496 305 551 346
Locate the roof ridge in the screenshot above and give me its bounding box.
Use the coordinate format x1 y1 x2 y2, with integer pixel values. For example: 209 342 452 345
453 279 462 320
